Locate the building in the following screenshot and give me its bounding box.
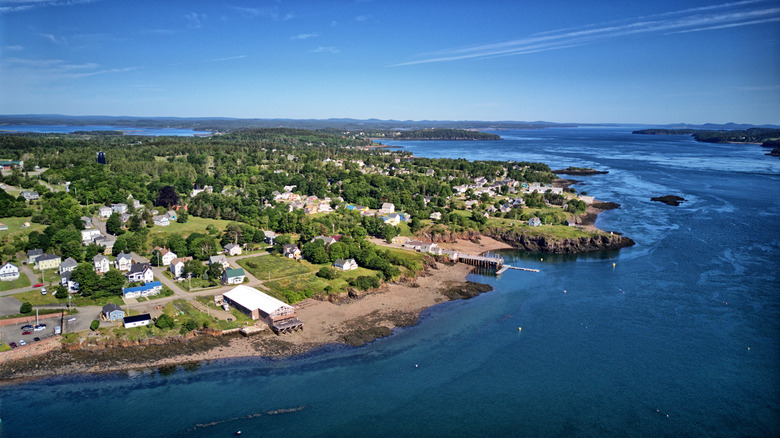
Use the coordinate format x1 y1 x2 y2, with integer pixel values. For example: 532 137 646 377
209 254 230 270
97 151 106 164
93 254 110 274
122 281 162 299
311 235 337 247
153 215 170 226
430 212 442 220
35 253 61 271
165 210 177 221
224 243 242 256
0 223 7 231
0 262 20 281
378 202 395 215
81 216 93 228
282 244 301 260
81 228 102 244
59 257 78 274
123 314 152 329
60 271 79 293
334 258 358 271
114 252 133 271
528 217 542 227
21 190 39 201
222 268 246 285
102 303 124 321
169 257 192 279
93 236 115 255
127 263 153 283
111 203 128 214
223 285 302 333
380 214 400 226
155 247 177 266
263 230 277 245
98 206 112 219
26 248 43 265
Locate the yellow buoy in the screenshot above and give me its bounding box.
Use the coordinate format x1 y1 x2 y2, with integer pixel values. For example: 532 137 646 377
612 263 616 268
518 327 522 332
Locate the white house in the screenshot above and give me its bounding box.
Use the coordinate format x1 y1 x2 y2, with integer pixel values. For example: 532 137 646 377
334 258 358 271
127 263 153 283
224 243 242 256
21 190 39 201
122 281 162 299
123 314 152 329
99 206 113 219
378 202 395 215
430 212 442 220
169 257 192 279
114 252 133 271
59 257 78 274
60 271 79 293
0 262 20 281
81 228 102 244
222 268 246 285
111 203 128 214
209 254 230 270
223 285 298 327
153 215 170 226
156 248 177 266
93 254 110 273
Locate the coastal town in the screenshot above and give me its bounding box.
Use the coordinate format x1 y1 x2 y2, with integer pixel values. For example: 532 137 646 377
0 128 627 378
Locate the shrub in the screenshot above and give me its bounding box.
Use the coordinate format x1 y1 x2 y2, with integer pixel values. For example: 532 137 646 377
90 320 100 331
316 267 338 280
19 302 32 314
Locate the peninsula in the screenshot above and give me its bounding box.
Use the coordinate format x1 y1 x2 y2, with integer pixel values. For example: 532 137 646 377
0 126 630 382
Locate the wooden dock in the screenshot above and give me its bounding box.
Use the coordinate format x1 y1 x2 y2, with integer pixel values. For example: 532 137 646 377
458 253 504 269
496 265 540 275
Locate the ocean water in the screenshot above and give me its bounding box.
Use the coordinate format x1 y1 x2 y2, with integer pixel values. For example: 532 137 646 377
0 124 210 136
2 128 779 437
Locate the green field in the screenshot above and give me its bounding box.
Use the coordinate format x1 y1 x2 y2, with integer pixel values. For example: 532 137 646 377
0 274 30 292
237 254 313 280
148 216 233 238
0 216 45 238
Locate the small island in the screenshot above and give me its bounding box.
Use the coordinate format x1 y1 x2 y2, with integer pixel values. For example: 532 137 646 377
552 167 608 176
376 128 501 141
633 127 780 158
651 195 686 206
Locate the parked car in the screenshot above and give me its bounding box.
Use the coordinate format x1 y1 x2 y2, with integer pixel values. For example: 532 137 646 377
67 317 76 322
41 287 47 295
34 324 46 331
21 324 33 330
19 340 26 346
9 342 17 349
22 330 32 335
55 326 61 335
33 283 44 288
33 337 41 342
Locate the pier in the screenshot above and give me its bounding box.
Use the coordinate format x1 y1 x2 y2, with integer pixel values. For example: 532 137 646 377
457 253 504 269
496 265 540 275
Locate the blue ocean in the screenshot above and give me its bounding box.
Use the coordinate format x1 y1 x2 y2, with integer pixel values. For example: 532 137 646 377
2 128 778 437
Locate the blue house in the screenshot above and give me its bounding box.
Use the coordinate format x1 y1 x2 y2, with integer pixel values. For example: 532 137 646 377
122 281 163 299
102 303 125 321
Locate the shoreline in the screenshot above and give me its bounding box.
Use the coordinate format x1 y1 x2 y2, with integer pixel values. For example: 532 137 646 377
0 238 510 384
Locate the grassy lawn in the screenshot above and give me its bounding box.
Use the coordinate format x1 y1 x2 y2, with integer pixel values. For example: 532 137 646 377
237 254 312 280
180 277 219 291
486 216 600 239
148 216 233 238
0 275 30 291
166 299 247 330
0 216 45 238
148 287 175 300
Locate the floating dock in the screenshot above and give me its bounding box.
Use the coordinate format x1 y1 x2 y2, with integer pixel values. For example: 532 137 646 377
458 253 504 269
496 265 540 275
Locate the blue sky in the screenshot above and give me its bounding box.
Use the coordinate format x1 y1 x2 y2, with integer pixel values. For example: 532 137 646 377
1 0 778 124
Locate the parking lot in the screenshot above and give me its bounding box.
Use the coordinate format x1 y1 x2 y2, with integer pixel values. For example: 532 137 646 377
0 305 103 349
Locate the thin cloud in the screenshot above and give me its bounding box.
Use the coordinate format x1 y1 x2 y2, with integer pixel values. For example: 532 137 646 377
0 0 99 14
393 2 780 66
355 15 370 22
2 56 137 79
185 12 204 29
205 55 247 63
38 32 67 45
232 6 293 21
291 33 320 41
311 46 339 54
3 45 24 51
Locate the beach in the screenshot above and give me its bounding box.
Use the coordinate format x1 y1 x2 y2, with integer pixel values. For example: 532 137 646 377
0 237 511 383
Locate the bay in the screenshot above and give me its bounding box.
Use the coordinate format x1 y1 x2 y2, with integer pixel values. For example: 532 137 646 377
2 128 778 437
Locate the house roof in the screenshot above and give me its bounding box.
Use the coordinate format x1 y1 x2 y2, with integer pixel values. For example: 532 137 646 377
129 263 150 274
224 285 292 314
60 257 78 268
123 313 151 323
210 255 227 264
37 253 60 262
225 268 245 278
93 254 108 263
123 281 162 294
224 243 239 250
27 248 43 257
334 258 356 265
102 303 122 313
116 252 133 261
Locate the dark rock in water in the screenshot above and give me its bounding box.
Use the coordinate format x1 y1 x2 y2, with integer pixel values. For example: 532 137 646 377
651 195 686 206
483 230 635 254
441 281 493 300
552 167 608 175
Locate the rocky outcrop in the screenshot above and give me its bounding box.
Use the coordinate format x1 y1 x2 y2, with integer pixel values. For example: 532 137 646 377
651 195 686 206
483 229 635 254
418 229 481 243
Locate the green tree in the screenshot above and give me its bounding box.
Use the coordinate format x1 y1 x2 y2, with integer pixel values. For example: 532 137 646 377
70 263 100 297
155 313 174 329
54 285 69 299
177 208 188 224
90 320 100 330
100 269 126 296
20 302 32 314
316 266 338 280
106 212 124 236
